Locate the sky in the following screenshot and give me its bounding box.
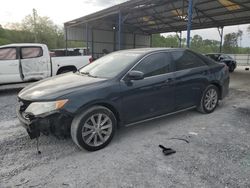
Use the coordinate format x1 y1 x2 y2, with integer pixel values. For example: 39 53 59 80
0 0 250 47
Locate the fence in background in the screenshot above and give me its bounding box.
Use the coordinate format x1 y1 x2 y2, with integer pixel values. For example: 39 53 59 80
229 54 250 66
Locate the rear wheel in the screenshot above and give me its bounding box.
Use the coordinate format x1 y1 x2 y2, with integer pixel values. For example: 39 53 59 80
197 85 219 114
71 106 116 151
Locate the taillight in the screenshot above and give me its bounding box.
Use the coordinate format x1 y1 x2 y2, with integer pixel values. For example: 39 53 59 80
89 57 93 63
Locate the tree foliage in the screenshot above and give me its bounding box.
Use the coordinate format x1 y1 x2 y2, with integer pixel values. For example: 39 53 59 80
223 30 243 53
7 9 65 49
152 32 249 54
152 34 185 48
0 9 83 49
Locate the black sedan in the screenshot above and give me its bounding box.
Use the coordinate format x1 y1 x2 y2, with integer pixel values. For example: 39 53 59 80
17 48 229 151
205 53 237 72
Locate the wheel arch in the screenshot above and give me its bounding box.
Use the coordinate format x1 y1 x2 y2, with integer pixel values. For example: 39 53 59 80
57 66 77 75
74 101 121 126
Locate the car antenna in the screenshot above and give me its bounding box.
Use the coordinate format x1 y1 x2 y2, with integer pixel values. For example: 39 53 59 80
36 137 41 154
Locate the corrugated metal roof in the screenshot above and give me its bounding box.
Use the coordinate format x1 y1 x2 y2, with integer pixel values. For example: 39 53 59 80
64 0 250 34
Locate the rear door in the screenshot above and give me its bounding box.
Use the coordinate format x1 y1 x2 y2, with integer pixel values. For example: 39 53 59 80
171 50 209 110
20 46 51 81
0 47 22 84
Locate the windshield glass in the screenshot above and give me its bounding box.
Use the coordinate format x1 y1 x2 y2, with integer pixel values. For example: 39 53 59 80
79 52 141 78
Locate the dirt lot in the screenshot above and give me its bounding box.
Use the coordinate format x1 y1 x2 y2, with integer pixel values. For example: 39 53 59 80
0 67 250 188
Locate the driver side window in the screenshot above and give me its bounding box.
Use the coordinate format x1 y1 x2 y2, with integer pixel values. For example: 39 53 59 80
133 52 171 78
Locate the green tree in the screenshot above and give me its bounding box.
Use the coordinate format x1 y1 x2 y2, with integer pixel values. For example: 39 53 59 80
223 30 243 53
3 9 65 49
152 34 179 48
19 9 64 49
190 35 203 52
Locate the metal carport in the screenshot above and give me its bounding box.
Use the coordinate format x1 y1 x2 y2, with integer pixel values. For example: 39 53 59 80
64 0 250 58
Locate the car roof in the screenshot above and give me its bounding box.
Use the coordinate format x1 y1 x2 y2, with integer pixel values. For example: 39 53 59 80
114 48 184 55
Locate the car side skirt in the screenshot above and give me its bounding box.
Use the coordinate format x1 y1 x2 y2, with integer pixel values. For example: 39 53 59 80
124 106 196 127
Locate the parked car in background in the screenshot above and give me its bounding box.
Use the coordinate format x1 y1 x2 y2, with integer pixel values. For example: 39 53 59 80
0 43 92 84
205 53 237 72
17 48 229 151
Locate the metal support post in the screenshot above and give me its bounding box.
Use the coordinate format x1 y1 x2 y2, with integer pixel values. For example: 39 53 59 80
187 0 193 48
218 26 224 53
65 27 68 56
91 27 94 58
150 34 153 47
118 11 122 50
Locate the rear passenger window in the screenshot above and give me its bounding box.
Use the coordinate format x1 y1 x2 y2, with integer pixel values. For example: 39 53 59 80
0 48 17 60
21 47 43 59
133 52 172 78
172 50 206 71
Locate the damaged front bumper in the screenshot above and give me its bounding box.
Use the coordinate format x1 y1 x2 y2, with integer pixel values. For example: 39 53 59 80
16 107 73 139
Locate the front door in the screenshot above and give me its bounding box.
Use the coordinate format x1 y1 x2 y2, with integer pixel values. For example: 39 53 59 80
120 52 175 124
20 46 51 81
0 47 22 84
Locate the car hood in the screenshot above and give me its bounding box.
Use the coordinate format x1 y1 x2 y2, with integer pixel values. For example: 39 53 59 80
18 72 107 101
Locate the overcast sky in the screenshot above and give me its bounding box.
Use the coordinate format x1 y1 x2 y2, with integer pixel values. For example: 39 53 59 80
0 0 249 47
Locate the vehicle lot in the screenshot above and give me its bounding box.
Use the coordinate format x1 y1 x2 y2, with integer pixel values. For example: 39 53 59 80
0 67 249 188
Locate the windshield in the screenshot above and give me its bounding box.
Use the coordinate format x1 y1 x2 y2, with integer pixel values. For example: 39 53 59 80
79 52 141 78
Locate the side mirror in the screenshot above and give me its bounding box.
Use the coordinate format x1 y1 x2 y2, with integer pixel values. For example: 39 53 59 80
126 70 144 81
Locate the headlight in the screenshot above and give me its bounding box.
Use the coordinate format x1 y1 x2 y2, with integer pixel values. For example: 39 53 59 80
25 99 68 116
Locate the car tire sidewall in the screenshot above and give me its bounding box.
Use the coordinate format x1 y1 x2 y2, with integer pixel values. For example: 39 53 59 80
201 85 219 114
71 106 117 151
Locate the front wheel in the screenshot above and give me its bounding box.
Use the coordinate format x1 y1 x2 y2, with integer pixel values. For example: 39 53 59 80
197 85 219 114
71 106 117 151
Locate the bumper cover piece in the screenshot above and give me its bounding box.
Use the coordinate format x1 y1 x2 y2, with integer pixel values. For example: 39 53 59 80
17 108 73 139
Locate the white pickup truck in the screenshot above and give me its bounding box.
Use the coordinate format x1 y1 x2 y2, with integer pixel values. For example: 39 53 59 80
0 43 92 84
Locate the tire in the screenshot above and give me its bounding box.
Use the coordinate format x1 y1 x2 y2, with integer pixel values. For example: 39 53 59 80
71 106 117 151
197 85 219 114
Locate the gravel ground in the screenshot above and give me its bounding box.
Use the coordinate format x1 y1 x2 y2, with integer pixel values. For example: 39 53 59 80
0 67 250 188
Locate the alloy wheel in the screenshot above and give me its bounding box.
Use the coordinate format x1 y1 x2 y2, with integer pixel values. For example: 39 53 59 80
82 113 113 147
204 88 218 111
